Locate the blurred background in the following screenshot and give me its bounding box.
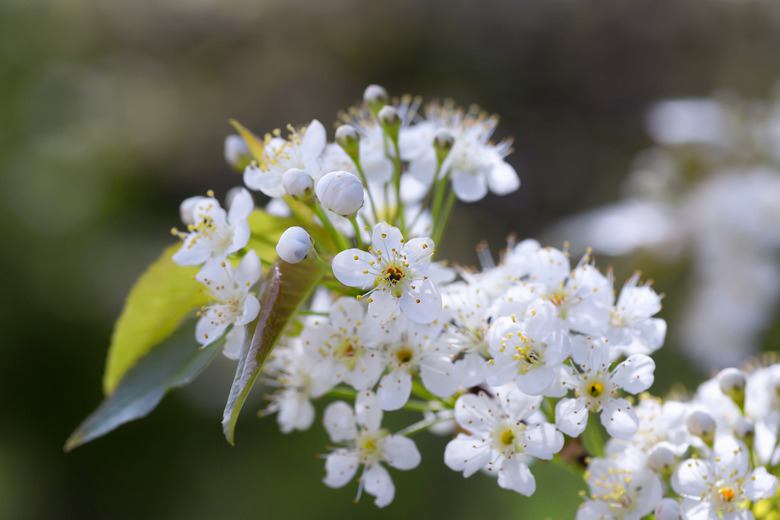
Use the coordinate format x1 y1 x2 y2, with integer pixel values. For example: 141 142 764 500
3 0 780 518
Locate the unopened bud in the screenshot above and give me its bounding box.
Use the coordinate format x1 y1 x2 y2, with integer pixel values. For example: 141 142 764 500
647 443 676 473
655 498 680 520
686 410 716 444
179 195 207 226
282 168 314 201
718 368 746 406
335 125 361 159
378 105 400 128
735 417 755 441
378 105 401 142
364 84 388 113
224 134 252 170
433 128 455 163
316 171 365 218
276 226 313 264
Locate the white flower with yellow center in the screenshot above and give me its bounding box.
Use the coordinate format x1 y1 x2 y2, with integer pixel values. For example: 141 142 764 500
407 102 519 203
172 188 253 266
577 448 663 520
331 222 441 324
443 384 563 496
243 120 326 197
672 436 777 520
322 391 421 508
607 273 666 357
299 297 384 391
375 315 458 410
260 341 331 434
556 339 655 440
194 250 261 359
486 299 571 396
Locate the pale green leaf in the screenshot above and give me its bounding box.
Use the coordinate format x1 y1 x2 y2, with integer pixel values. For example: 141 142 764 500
229 119 267 163
103 210 294 394
103 245 207 394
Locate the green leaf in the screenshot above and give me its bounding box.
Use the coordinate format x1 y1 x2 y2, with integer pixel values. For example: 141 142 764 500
229 119 267 163
103 210 293 395
103 245 208 394
222 258 325 445
66 322 219 452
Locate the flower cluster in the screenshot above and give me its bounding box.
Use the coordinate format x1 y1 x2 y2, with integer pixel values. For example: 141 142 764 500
577 365 780 519
153 84 780 514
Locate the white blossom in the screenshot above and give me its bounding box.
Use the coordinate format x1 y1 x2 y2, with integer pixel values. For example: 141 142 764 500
322 391 421 508
331 223 441 324
672 436 777 520
194 250 261 358
444 384 563 496
172 188 253 266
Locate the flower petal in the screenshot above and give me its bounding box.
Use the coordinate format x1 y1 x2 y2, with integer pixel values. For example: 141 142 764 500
672 459 712 498
523 423 564 460
555 398 588 437
382 435 421 470
451 169 488 202
234 249 262 287
601 398 639 439
497 458 535 496
363 463 395 508
355 390 382 431
611 354 655 394
400 278 441 324
332 249 377 289
743 466 779 501
377 370 412 411
371 223 404 260
301 119 326 160
322 401 357 442
323 449 359 489
444 434 491 477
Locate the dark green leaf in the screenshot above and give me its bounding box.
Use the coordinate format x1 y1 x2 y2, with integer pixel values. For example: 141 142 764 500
66 322 219 452
221 258 325 445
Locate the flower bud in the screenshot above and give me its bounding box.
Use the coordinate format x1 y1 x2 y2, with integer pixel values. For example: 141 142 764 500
378 105 400 128
364 84 388 113
335 125 361 159
655 498 680 520
378 105 401 142
647 443 676 473
686 410 716 444
276 226 313 263
282 168 314 201
224 134 252 170
735 416 755 441
433 128 455 164
316 171 364 218
718 368 746 405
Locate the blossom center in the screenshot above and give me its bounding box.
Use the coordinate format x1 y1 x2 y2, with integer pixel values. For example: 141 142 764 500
588 382 604 398
396 348 413 364
500 429 515 446
718 487 736 503
383 266 405 285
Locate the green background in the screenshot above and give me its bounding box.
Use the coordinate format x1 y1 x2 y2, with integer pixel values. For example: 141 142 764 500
2 0 780 518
